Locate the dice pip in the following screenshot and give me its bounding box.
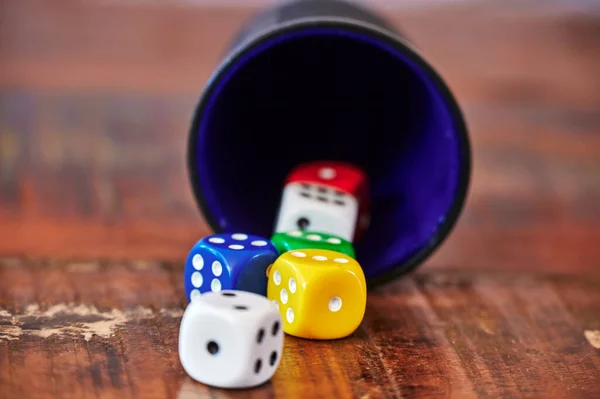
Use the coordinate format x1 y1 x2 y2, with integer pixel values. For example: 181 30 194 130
267 249 367 340
271 230 355 259
273 161 370 242
178 290 284 388
184 233 278 301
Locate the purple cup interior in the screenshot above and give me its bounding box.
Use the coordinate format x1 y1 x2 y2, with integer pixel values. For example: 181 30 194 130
192 26 468 281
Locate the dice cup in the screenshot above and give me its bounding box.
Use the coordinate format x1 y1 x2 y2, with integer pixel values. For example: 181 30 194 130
187 0 471 286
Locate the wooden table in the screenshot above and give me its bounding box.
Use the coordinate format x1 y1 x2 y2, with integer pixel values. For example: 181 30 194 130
1 1 599 398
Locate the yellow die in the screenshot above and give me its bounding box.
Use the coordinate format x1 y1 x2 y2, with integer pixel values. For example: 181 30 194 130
266 249 367 340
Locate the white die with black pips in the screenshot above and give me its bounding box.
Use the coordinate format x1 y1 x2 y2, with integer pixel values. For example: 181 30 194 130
178 290 284 389
274 182 359 242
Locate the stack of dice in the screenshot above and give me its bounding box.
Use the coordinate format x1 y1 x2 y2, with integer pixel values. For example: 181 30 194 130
179 161 370 389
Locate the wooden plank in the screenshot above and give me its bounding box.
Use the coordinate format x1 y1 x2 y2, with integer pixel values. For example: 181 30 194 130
0 88 599 273
362 280 478 398
1 2 599 110
1 2 599 398
0 94 600 273
2 260 600 398
0 3 599 273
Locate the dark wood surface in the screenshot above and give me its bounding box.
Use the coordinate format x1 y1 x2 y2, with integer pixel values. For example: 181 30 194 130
1 1 600 398
1 260 600 399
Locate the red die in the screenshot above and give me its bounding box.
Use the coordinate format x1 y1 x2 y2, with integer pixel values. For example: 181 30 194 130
274 161 370 242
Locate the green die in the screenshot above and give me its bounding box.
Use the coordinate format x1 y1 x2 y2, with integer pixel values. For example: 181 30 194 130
270 230 356 258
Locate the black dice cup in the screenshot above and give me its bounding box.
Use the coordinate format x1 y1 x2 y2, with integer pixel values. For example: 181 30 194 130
187 0 471 286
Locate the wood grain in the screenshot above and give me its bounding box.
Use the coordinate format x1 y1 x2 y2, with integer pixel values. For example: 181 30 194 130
0 1 599 274
1 258 600 399
1 1 600 397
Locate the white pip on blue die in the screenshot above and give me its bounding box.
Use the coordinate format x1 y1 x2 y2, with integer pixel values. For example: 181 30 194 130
184 233 278 301
178 290 284 389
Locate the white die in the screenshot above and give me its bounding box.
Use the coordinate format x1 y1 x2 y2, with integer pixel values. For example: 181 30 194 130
274 182 359 241
178 290 284 389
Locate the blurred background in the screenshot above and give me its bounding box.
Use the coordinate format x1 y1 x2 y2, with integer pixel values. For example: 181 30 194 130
0 0 599 274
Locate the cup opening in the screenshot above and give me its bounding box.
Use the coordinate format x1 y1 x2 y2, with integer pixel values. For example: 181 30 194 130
190 23 470 281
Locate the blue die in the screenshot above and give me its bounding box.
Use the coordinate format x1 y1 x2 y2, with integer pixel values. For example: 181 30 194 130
184 233 278 301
